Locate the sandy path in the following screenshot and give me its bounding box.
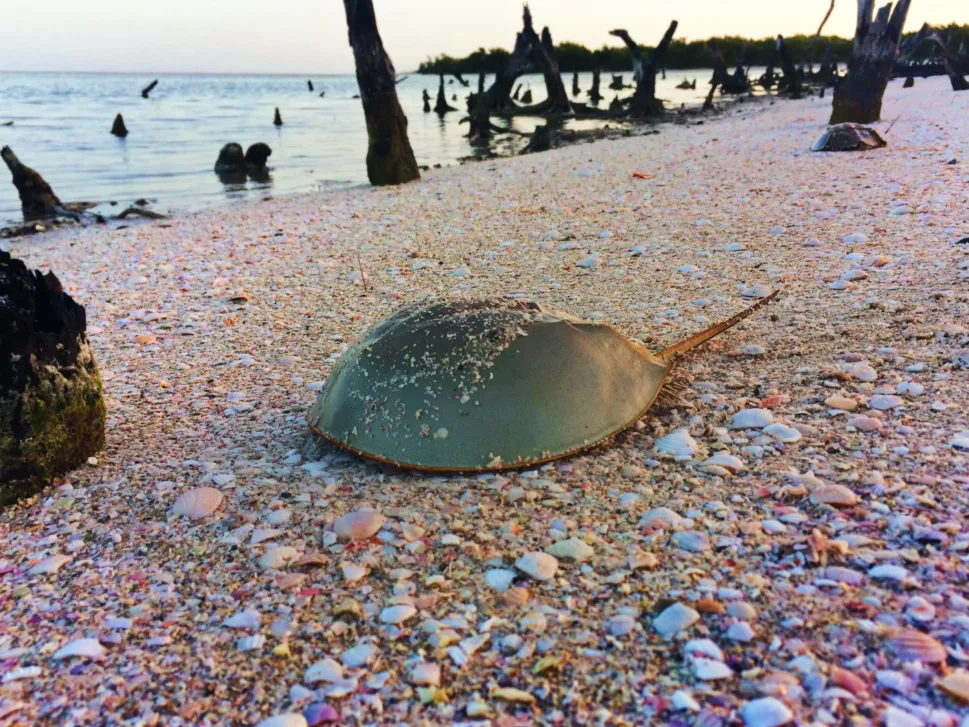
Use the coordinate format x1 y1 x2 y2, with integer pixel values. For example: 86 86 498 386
1 77 968 726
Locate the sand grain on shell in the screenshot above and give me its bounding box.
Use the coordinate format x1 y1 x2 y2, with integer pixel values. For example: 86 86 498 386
1 78 968 725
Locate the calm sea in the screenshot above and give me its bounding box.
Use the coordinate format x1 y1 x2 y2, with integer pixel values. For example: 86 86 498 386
0 70 727 224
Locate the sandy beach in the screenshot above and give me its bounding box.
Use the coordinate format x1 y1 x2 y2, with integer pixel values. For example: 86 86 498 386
2 76 969 726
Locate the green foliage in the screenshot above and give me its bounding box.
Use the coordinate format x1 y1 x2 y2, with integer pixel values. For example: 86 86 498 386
417 25 969 74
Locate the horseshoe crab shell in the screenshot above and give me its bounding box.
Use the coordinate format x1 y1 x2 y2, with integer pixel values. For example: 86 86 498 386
811 123 887 152
309 293 777 472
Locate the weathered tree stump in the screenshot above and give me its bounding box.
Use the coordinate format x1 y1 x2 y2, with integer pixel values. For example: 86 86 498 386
588 56 603 104
343 0 419 185
308 80 315 91
520 88 533 104
141 79 158 98
521 124 551 154
0 250 105 504
245 143 272 173
902 74 915 87
214 143 248 184
777 35 803 99
274 107 283 126
608 21 678 116
572 70 580 97
434 74 457 114
478 72 486 95
1 147 62 220
110 113 128 138
830 0 911 124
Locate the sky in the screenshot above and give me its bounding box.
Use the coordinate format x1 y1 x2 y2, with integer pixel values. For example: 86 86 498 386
1 0 966 75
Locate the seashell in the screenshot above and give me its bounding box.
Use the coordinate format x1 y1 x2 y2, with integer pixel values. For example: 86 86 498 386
849 362 877 381
266 509 291 526
740 697 793 727
501 587 530 607
52 638 106 661
671 690 701 711
515 552 558 581
825 396 857 411
491 687 536 704
695 598 725 614
829 279 850 290
824 566 865 585
683 638 724 661
340 642 375 668
275 573 306 591
884 707 926 727
951 432 969 451
292 552 328 569
410 662 441 686
521 612 548 633
692 657 734 680
700 453 746 474
869 564 909 582
606 614 638 637
577 254 602 268
653 602 700 636
27 554 72 576
726 602 757 620
323 677 358 698
333 509 387 541
905 596 936 624
305 658 344 683
401 523 425 541
258 546 299 571
654 429 698 460
870 394 903 411
236 634 265 652
830 665 868 695
638 507 684 529
380 604 417 625
2 666 42 683
545 537 594 562
763 423 801 443
937 670 969 703
485 568 517 591
896 381 924 396
809 485 858 507
628 551 659 570
341 562 368 583
742 285 772 299
223 609 262 630
678 264 700 274
843 232 868 244
732 408 774 429
886 629 947 664
255 715 308 727
726 622 755 642
250 528 283 545
849 415 883 432
672 530 710 553
171 487 223 519
876 670 912 693
303 702 339 726
726 242 746 252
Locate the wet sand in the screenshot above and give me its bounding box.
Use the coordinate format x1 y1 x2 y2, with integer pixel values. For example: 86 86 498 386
1 77 968 726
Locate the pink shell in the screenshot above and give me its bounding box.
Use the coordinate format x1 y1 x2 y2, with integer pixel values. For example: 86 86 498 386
172 487 224 519
809 485 859 507
887 629 947 664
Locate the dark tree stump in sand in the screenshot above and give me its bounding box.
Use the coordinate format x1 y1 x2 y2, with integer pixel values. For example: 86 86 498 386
922 30 969 91
521 124 551 154
343 0 419 185
572 70 580 97
609 74 625 90
777 35 803 99
609 21 678 116
434 74 457 114
478 72 486 95
830 0 911 124
520 88 533 104
903 74 914 87
141 79 158 98
513 84 522 101
588 55 603 104
0 250 105 504
1 147 62 221
422 89 431 112
111 113 128 138
274 107 283 126
528 26 571 114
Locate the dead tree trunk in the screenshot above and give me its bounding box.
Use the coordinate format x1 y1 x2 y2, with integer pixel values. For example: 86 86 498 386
525 26 571 113
308 80 314 91
608 21 678 116
343 0 419 186
830 0 911 124
453 73 470 87
588 54 604 104
435 74 457 114
816 45 837 85
111 113 128 138
924 30 969 91
777 35 803 99
274 107 283 126
760 49 779 91
1 147 62 220
141 80 158 98
801 0 837 74
572 70 580 97
478 72 486 95
0 250 106 503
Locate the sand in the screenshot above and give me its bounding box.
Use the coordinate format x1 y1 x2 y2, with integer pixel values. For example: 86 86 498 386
1 77 968 726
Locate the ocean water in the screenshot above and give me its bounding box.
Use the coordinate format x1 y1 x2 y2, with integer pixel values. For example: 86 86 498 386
0 69 729 224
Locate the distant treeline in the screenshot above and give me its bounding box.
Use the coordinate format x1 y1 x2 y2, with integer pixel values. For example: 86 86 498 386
417 24 969 74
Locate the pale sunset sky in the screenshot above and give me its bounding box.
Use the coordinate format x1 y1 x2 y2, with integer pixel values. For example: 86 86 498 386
1 0 965 74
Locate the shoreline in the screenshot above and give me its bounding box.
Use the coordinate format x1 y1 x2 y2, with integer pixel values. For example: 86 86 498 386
1 76 968 725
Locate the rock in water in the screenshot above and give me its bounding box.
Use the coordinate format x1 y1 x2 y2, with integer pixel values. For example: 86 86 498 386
245 143 273 180
214 143 247 184
1 146 62 220
273 107 283 126
110 113 128 138
0 250 106 504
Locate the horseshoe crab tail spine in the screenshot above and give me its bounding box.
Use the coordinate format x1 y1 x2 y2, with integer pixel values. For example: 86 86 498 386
657 289 780 364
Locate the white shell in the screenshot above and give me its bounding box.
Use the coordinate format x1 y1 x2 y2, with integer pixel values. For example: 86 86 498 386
333 509 387 541
380 604 417 624
171 487 223 519
515 552 559 581
258 546 299 571
849 415 883 432
732 408 774 429
545 538 594 562
653 602 700 636
255 715 308 727
52 638 106 661
740 697 793 727
236 634 265 652
726 622 755 641
870 394 903 410
654 429 698 460
410 662 441 686
809 485 858 507
683 638 724 661
849 362 877 381
606 614 638 636
305 657 344 683
341 562 368 582
692 657 734 680
763 423 801 443
639 507 684 529
341 642 376 668
672 530 710 552
250 528 283 545
223 609 262 629
700 453 746 474
27 554 72 575
2 666 42 683
484 568 517 591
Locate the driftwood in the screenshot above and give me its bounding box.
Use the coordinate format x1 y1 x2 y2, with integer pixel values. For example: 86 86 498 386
801 0 837 73
0 250 105 503
274 107 283 126
141 79 158 98
114 207 168 220
343 0 419 185
922 29 969 91
1 146 62 220
395 75 409 85
830 0 911 124
777 35 803 99
453 73 470 87
435 74 457 114
111 113 128 138
608 21 678 115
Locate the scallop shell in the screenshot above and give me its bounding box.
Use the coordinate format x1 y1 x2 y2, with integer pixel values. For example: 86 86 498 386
333 509 386 541
501 587 530 607
937 670 969 703
305 657 344 683
171 487 224 519
515 552 558 581
886 629 947 664
809 485 859 507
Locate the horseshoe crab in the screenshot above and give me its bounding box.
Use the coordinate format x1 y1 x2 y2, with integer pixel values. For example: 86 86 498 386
309 292 778 472
811 123 887 152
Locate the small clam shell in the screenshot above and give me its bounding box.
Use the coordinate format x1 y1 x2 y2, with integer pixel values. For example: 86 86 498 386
732 408 774 429
830 665 868 695
740 697 793 727
491 687 536 704
501 587 530 607
410 662 441 686
305 657 344 683
937 670 969 703
825 396 857 411
258 546 299 571
292 552 328 569
171 487 224 519
654 429 698 460
545 537 594 562
700 453 746 474
886 629 947 664
333 509 387 541
27 554 72 576
380 604 417 624
809 485 858 507
515 552 558 581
